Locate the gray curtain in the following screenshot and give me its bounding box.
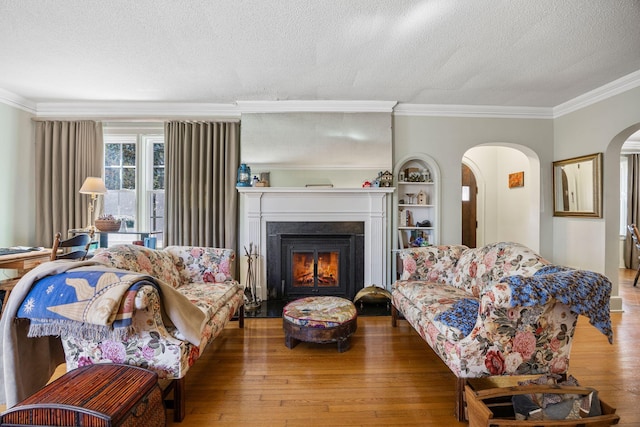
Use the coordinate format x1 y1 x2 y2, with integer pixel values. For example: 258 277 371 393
164 121 239 251
625 154 640 269
34 120 104 247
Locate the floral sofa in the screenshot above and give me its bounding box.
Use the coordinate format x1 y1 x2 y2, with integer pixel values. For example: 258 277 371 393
391 242 613 421
60 244 245 422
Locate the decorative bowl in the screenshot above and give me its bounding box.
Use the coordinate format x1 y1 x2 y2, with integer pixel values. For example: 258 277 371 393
95 219 121 232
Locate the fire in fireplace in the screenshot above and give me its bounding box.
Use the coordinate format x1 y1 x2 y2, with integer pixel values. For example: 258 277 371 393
266 222 364 300
292 251 339 288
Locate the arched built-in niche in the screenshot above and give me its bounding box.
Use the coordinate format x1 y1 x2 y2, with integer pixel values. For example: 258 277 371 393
462 144 541 252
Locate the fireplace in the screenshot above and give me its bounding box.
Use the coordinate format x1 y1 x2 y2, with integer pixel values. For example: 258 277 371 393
237 187 393 301
266 221 364 300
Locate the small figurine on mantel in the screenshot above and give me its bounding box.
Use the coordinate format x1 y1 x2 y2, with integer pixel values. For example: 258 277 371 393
417 190 428 205
379 170 393 187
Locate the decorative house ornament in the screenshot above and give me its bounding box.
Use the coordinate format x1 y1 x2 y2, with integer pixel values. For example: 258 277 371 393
379 170 393 187
417 190 428 205
237 163 252 187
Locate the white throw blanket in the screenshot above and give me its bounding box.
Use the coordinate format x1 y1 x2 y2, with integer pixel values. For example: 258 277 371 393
0 260 206 407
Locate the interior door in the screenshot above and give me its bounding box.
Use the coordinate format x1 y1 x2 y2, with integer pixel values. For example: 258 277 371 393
461 164 477 248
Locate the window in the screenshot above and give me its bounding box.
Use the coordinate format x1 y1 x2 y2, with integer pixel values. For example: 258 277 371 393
103 124 164 246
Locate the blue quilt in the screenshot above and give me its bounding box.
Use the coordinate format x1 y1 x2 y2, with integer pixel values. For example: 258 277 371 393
504 265 613 344
434 298 479 337
17 270 157 340
433 266 613 343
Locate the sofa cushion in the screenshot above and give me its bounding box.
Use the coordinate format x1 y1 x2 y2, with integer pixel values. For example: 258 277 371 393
92 244 183 289
393 279 479 342
164 246 234 284
450 242 549 297
398 245 468 282
176 280 242 325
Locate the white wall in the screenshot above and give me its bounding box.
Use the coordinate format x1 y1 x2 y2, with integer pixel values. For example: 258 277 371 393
554 85 640 311
392 115 554 257
0 103 35 249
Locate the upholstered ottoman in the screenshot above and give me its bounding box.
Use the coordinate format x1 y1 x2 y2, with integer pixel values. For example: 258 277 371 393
283 296 357 352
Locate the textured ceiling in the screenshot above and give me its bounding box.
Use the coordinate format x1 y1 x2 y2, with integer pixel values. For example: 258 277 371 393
1 0 639 108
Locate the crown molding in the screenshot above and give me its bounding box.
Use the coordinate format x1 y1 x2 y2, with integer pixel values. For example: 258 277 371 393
2 68 639 119
393 103 553 119
237 100 398 113
34 101 241 119
553 70 640 118
0 89 37 114
28 100 399 118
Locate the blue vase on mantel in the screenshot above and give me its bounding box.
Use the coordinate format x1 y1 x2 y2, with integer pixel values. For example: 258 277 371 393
237 163 252 187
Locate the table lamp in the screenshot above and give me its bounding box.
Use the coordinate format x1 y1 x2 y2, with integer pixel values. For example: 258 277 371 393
79 177 107 229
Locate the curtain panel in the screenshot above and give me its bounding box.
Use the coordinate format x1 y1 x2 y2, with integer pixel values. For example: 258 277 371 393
164 121 239 251
34 120 104 247
625 154 640 269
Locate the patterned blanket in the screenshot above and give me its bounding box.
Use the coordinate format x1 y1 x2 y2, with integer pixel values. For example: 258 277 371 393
17 270 158 340
434 298 479 336
505 265 613 344
434 266 613 343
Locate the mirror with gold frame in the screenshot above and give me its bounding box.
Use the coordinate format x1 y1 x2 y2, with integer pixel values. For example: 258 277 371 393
553 153 602 217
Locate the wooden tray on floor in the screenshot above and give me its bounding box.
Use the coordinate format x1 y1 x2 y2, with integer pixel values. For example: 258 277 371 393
465 379 619 427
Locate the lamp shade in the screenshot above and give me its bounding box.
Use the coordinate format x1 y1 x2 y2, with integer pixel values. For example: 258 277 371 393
79 177 107 195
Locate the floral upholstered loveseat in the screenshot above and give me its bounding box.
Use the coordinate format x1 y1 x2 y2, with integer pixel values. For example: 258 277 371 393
61 244 245 422
391 242 613 421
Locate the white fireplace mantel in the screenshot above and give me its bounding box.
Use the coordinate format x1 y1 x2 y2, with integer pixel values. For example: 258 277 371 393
237 187 394 300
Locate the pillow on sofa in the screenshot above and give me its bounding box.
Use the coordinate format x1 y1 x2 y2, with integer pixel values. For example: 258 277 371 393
399 245 467 282
164 246 235 284
93 244 183 289
451 242 549 297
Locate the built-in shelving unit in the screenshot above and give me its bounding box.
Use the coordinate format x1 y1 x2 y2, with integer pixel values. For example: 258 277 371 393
392 154 440 279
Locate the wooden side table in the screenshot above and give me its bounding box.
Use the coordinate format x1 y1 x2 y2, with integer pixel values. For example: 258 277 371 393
0 249 51 317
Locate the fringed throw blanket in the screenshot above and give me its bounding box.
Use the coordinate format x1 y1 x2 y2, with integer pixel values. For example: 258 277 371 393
503 266 614 344
17 270 158 341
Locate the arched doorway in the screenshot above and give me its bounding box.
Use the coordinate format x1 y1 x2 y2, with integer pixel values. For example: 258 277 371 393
462 144 541 252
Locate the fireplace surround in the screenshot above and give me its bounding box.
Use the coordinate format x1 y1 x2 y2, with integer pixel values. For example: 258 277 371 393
237 187 394 301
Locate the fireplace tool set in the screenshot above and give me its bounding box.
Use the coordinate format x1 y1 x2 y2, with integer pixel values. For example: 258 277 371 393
244 242 261 311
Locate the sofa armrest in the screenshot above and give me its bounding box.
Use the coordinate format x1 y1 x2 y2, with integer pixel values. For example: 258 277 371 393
471 282 578 375
61 284 188 375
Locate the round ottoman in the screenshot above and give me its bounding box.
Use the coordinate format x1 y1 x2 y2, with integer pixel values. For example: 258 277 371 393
283 296 358 353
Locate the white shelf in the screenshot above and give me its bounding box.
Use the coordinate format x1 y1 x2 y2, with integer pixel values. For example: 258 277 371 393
399 204 435 208
397 181 435 185
398 226 435 230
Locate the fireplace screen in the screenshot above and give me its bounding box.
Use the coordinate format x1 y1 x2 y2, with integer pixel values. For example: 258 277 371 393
292 251 339 288
266 221 365 300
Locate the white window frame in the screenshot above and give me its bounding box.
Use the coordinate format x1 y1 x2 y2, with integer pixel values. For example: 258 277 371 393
103 123 164 244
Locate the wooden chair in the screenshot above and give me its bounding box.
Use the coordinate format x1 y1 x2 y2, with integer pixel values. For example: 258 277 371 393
628 224 640 287
51 231 93 261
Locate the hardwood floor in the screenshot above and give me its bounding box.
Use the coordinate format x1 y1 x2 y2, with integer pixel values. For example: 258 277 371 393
165 270 640 426
2 271 638 425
